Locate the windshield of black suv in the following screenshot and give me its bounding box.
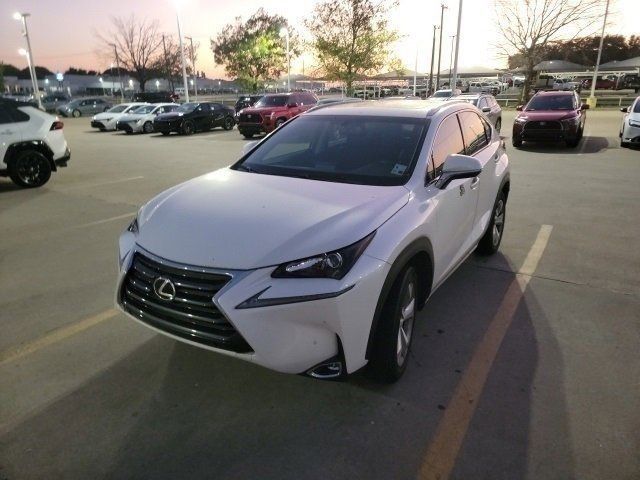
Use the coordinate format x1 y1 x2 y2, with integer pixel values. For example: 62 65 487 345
233 115 428 186
526 95 575 111
177 103 198 113
107 105 128 113
254 96 288 107
132 105 155 114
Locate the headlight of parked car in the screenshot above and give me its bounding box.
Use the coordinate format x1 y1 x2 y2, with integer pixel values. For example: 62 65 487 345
271 232 376 280
629 119 640 127
514 117 528 123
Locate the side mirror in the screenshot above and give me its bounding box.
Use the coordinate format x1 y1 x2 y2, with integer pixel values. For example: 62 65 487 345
287 102 297 108
241 140 259 156
482 106 491 113
516 105 524 111
435 154 482 189
620 107 628 113
581 103 589 110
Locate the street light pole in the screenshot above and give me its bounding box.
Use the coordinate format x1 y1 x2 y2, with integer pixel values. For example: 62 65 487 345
451 0 463 93
14 12 42 109
588 0 610 107
428 25 439 95
175 9 190 102
435 3 447 92
184 36 197 100
280 27 290 92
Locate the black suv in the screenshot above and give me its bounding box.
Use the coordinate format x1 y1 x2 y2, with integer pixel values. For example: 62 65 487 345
153 102 236 135
234 95 263 114
132 91 179 103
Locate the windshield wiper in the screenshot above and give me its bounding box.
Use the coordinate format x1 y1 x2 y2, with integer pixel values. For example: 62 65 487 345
236 164 256 173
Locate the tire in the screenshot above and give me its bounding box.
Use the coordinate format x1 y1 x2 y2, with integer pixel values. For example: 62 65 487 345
512 135 522 148
181 120 194 135
275 118 286 128
242 132 254 139
143 121 154 134
161 131 170 136
566 137 580 148
476 190 506 255
223 116 234 131
9 150 52 188
72 109 81 118
495 118 502 133
621 140 629 148
369 266 418 383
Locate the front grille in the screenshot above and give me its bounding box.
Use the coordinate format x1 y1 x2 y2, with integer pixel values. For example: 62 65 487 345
239 113 263 124
120 253 252 353
524 121 561 131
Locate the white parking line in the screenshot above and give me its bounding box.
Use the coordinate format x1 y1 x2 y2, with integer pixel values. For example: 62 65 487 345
61 176 143 190
75 212 136 228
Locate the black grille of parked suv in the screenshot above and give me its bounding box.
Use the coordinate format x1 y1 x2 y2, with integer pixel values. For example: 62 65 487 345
120 253 253 353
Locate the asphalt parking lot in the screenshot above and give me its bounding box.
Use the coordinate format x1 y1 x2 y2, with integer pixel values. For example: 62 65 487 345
1 109 638 480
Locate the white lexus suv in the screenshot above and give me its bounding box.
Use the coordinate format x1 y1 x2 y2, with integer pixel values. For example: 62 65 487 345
90 103 149 131
117 100 510 383
0 98 70 188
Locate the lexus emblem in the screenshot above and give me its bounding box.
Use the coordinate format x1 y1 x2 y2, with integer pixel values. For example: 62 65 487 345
153 277 176 301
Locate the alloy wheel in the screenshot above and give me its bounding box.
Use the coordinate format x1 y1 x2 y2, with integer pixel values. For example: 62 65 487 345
17 153 49 187
397 281 415 367
492 199 505 247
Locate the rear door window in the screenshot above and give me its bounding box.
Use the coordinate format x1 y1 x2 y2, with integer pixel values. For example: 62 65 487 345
458 111 489 155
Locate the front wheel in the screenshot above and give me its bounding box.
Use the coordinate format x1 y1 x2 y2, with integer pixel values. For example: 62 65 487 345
369 266 418 383
161 131 170 136
476 191 506 255
143 121 154 134
223 116 234 130
275 118 286 128
242 132 254 139
181 121 194 135
72 109 81 118
9 150 52 188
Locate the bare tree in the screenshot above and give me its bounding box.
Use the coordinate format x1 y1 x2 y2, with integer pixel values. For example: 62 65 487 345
495 0 605 101
100 15 164 92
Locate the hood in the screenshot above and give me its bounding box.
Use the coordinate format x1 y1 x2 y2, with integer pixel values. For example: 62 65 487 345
156 112 183 121
519 110 578 121
94 111 125 120
243 105 288 116
136 168 409 270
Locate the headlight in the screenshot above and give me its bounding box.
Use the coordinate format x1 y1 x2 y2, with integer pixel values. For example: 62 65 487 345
127 216 139 234
271 232 376 280
629 119 640 127
514 116 528 123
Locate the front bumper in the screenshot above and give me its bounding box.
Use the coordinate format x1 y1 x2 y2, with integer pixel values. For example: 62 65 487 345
513 121 580 142
238 123 266 136
154 121 181 134
622 124 640 143
116 121 141 133
91 120 107 130
116 243 389 375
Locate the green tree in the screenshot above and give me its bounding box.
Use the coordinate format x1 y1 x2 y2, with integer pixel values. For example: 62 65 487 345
305 0 400 95
211 9 299 92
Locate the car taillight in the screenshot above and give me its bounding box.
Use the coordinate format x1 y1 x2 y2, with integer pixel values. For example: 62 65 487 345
50 120 64 130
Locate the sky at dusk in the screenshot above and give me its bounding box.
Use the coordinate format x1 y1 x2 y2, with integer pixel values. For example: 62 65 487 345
1 0 637 79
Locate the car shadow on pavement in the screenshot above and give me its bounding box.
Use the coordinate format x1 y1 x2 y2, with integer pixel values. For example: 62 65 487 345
0 256 576 480
517 136 610 154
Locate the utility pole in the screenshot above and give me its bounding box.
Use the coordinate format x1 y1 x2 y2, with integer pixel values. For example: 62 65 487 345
588 0 610 108
14 12 42 109
451 0 463 93
109 43 124 103
428 25 439 95
185 36 197 100
175 9 189 102
449 35 456 87
435 3 447 92
413 46 418 96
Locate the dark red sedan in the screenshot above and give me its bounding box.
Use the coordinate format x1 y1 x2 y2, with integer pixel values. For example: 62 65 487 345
512 91 589 148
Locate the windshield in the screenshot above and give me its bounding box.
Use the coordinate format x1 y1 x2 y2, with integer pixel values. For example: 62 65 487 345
234 115 428 186
526 95 575 111
108 105 128 113
634 100 640 113
254 96 288 107
432 91 450 98
177 103 198 113
133 105 155 114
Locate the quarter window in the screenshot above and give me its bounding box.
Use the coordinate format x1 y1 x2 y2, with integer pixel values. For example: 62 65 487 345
430 114 465 179
458 111 488 155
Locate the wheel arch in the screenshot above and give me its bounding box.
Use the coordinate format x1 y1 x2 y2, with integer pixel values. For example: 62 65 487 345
365 237 434 360
4 140 57 172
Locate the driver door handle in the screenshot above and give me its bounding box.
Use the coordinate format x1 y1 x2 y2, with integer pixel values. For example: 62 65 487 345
470 177 480 190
